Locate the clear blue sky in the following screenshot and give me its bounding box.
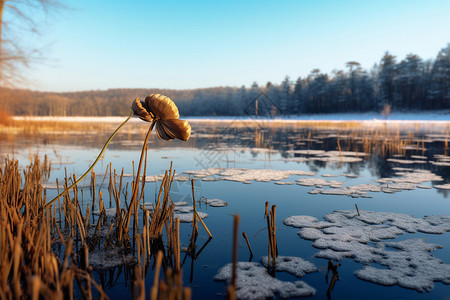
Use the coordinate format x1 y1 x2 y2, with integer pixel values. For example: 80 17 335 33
12 0 450 92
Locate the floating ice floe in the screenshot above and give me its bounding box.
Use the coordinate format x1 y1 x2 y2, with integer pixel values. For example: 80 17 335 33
283 215 337 229
93 208 118 220
285 150 365 164
376 169 443 184
392 167 414 171
354 239 450 292
205 198 227 207
260 256 317 277
312 155 363 163
89 248 136 270
144 174 190 182
417 184 432 189
174 206 194 213
283 210 450 292
308 183 380 197
411 155 427 160
387 158 427 164
214 262 316 299
174 212 208 223
431 161 450 166
309 169 443 198
275 181 295 185
183 168 315 183
184 168 223 177
434 184 450 190
321 173 359 178
286 149 325 155
296 178 344 188
434 154 450 162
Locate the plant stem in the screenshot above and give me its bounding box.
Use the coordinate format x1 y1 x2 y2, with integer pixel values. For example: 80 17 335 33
45 110 135 208
124 122 155 230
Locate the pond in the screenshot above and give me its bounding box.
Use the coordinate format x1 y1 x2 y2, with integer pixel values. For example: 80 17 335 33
2 118 450 299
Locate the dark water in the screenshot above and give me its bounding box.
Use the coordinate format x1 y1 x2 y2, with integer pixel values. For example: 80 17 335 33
2 121 450 299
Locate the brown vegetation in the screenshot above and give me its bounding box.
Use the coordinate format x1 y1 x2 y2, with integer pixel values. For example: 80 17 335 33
0 152 197 299
0 107 11 125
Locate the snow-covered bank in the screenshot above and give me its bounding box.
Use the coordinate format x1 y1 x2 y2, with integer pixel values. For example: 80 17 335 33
12 110 450 123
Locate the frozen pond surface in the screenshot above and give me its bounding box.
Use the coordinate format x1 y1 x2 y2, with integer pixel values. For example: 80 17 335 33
2 119 450 299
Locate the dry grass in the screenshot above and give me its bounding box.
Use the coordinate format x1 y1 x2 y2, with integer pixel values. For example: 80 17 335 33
264 202 278 271
0 153 199 299
0 108 12 126
0 156 108 299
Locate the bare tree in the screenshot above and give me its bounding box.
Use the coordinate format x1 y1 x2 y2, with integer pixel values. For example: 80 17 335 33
0 0 62 86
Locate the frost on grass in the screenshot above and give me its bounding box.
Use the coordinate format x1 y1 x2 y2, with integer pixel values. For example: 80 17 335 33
214 262 316 299
284 210 450 292
183 168 315 183
260 256 318 277
174 212 208 223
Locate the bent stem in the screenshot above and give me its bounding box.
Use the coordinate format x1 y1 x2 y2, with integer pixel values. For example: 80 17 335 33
124 121 156 230
45 110 135 208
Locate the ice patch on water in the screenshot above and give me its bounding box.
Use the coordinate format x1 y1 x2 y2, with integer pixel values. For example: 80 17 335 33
206 198 228 207
284 210 450 292
174 212 208 223
376 169 443 184
183 168 315 183
214 262 316 299
283 215 335 229
354 239 450 292
387 158 427 164
87 248 135 270
174 206 194 213
275 181 295 185
93 208 117 219
296 178 344 188
260 256 318 277
310 169 443 198
434 183 450 190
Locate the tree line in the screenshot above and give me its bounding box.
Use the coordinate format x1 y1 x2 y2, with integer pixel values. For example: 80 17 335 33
0 44 449 117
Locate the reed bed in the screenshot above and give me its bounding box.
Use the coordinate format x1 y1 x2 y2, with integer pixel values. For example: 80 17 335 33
0 152 206 299
0 156 108 299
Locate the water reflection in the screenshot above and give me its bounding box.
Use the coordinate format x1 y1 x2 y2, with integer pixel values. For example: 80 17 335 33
326 261 341 300
2 120 450 299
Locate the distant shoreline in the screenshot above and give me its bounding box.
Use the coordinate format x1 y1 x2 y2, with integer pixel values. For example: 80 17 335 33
12 110 450 123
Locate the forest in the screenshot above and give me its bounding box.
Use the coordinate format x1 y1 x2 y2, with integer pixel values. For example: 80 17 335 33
0 44 449 117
